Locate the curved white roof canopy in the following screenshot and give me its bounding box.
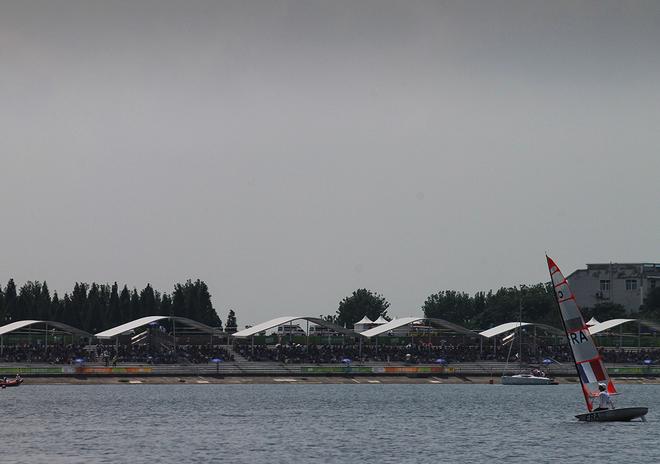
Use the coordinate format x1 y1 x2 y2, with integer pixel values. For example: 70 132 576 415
588 318 636 335
232 316 358 338
359 317 480 339
479 322 563 338
95 316 221 339
586 317 600 326
0 320 91 337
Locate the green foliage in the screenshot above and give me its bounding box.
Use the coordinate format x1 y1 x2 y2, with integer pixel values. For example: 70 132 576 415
2 278 224 333
585 302 627 321
423 283 559 329
641 287 660 321
336 289 390 328
423 290 477 327
4 279 17 323
225 309 237 333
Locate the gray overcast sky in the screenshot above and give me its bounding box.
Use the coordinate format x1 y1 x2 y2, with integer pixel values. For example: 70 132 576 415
1 0 659 326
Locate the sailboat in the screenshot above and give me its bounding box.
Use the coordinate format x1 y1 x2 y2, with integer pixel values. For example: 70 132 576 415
501 301 555 385
547 256 648 422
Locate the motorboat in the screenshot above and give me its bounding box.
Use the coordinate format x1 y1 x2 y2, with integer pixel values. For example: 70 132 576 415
502 372 556 385
1 377 23 388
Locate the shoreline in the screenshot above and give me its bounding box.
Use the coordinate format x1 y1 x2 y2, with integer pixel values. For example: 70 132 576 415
9 375 660 385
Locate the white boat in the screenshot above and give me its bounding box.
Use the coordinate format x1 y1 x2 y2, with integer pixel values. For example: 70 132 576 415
502 373 555 385
546 256 647 422
500 302 556 386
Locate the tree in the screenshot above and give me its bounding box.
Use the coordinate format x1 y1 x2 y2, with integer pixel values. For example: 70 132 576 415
107 283 121 328
51 291 63 321
225 309 237 333
129 289 140 321
589 302 627 321
86 283 103 332
60 293 73 326
423 290 476 327
336 289 390 328
118 285 131 323
4 279 17 322
37 281 52 320
17 281 43 320
641 288 660 321
171 284 185 317
0 287 5 324
196 280 221 327
161 293 173 317
140 284 157 317
69 282 88 329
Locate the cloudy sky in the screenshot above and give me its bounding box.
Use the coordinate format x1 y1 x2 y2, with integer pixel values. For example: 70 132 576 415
1 0 659 326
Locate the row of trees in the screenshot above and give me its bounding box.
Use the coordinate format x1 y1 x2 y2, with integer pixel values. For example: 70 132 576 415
0 279 239 334
331 285 660 330
3 277 660 335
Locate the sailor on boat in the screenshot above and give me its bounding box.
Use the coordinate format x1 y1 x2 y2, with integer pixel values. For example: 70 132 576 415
593 383 615 411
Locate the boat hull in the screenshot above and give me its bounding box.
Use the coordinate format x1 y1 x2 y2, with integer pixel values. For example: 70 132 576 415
0 378 23 388
575 407 648 422
501 375 556 385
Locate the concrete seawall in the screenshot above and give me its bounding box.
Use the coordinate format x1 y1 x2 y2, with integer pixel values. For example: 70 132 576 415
2 361 659 384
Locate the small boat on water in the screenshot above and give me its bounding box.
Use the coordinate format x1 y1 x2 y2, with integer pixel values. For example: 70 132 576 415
500 302 556 386
502 373 556 385
1 377 23 388
547 256 648 422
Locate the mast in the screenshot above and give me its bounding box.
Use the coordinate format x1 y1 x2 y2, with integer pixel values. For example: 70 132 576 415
518 297 522 372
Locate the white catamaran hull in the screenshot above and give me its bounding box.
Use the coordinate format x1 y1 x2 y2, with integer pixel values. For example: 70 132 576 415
501 374 556 385
576 407 648 422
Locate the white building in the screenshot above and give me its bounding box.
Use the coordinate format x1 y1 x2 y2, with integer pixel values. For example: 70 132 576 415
567 263 660 313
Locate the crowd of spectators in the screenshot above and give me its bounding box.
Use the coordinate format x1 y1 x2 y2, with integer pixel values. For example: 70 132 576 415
95 344 234 365
3 342 660 365
234 342 660 365
0 344 233 365
0 345 88 364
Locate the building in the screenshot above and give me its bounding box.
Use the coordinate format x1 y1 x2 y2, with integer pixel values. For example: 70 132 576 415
567 263 660 313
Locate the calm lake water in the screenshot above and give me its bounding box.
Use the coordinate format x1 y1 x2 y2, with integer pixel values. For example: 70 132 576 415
0 383 657 463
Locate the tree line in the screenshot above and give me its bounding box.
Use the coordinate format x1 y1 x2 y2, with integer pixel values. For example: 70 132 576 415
330 284 660 330
3 277 659 335
0 279 238 334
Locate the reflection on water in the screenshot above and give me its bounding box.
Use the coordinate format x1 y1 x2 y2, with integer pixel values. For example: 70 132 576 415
0 383 657 463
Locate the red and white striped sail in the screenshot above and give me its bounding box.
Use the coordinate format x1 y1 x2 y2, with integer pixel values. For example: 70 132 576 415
546 256 616 411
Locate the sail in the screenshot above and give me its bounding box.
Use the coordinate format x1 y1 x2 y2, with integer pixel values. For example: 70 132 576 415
546 256 616 411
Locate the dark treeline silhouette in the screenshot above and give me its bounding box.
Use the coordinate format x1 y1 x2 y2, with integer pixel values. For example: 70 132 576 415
321 283 658 333
421 283 660 329
422 284 561 329
0 278 223 333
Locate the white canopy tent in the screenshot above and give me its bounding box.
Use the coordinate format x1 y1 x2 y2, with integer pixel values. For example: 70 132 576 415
0 320 92 354
478 322 564 338
359 316 481 339
373 316 389 325
94 316 223 353
94 315 221 339
588 318 636 335
586 317 600 327
585 318 660 349
0 320 91 338
231 316 358 338
353 316 374 333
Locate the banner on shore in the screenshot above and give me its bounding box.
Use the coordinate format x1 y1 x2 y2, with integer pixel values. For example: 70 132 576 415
0 366 153 375
301 366 452 375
